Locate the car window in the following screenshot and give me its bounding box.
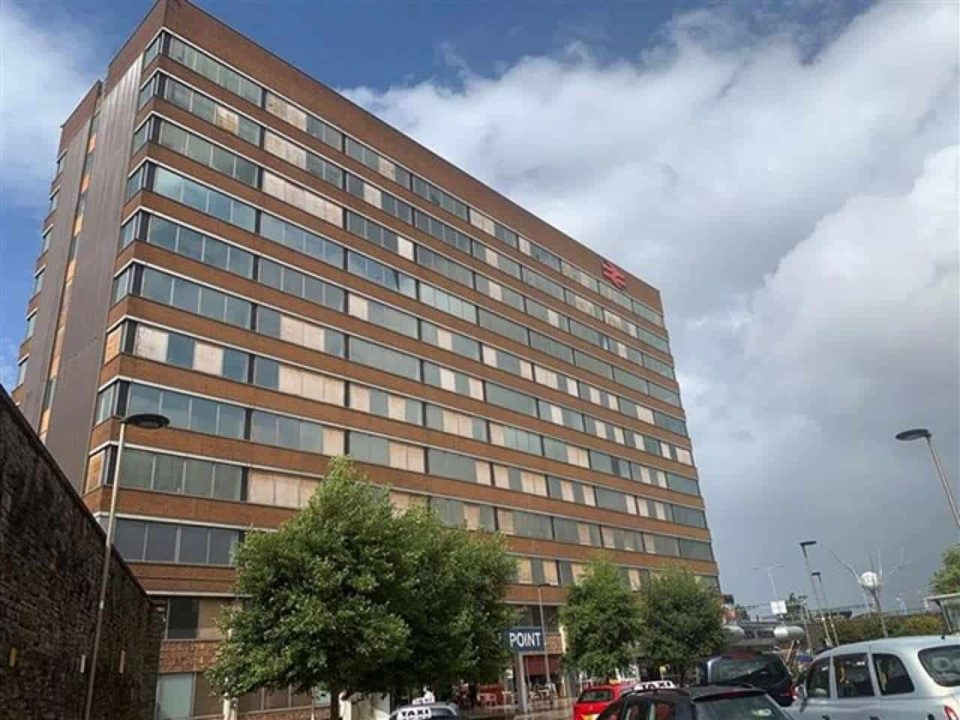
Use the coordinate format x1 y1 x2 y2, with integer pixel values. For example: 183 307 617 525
834 654 874 698
711 656 788 684
919 645 960 687
694 693 791 719
806 658 831 698
872 653 915 695
645 700 676 720
596 698 623 720
580 689 615 703
624 700 650 720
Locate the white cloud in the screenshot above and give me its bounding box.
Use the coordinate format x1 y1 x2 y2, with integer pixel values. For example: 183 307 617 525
0 1 101 208
345 1 959 608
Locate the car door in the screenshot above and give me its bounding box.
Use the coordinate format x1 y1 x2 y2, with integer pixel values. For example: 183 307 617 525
794 656 832 717
869 651 919 720
830 653 877 719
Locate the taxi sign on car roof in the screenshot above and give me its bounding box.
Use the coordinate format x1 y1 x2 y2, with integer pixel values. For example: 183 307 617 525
397 707 435 720
632 680 676 693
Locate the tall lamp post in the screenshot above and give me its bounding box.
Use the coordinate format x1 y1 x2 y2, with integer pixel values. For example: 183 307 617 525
799 542 834 647
896 428 960 528
83 413 169 720
812 572 839 646
536 583 554 704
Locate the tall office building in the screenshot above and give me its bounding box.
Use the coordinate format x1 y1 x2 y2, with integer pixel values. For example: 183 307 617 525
12 0 718 715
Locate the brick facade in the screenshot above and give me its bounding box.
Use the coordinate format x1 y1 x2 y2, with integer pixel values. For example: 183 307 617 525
0 386 164 719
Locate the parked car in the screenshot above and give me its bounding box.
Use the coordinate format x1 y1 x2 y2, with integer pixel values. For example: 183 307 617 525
574 681 635 720
696 651 793 707
793 635 960 719
390 702 459 720
594 684 792 719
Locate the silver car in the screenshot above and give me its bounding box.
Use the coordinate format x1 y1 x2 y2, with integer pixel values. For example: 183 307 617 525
793 635 960 719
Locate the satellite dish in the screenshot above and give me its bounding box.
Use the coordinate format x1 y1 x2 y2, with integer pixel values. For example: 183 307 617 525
859 571 881 591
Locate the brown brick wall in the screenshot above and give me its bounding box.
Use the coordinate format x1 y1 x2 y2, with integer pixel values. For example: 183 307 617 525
0 387 164 719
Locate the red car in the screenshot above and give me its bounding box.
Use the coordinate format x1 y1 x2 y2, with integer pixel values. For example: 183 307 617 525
573 682 634 720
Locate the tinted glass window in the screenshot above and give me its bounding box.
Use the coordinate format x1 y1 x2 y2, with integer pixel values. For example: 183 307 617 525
872 653 914 695
834 653 873 698
166 597 199 639
577 689 613 703
711 655 788 684
694 693 788 720
806 658 831 698
919 645 960 687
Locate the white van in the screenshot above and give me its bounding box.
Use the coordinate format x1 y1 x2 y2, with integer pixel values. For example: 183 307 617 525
793 635 960 719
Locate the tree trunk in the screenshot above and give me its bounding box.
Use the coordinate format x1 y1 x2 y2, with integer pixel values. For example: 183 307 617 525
329 684 341 720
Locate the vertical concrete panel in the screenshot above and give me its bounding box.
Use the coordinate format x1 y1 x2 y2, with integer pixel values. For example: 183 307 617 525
45 55 143 489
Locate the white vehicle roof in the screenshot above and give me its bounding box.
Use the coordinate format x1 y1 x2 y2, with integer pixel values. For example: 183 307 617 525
813 634 957 658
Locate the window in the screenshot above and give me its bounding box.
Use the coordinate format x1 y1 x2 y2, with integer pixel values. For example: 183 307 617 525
32 269 44 296
478 309 526 344
168 37 262 106
350 253 416 298
420 322 480 360
155 673 194 719
349 338 420 380
414 210 471 253
671 505 706 529
679 539 714 561
161 75 261 145
485 384 536 417
666 473 700 497
834 654 874 698
144 214 255 278
530 332 573 363
260 213 344 267
872 653 914 695
427 449 481 483
411 176 469 220
15 358 28 387
417 246 472 287
151 165 256 231
918 646 960 687
166 597 199 639
155 119 261 186
420 284 477 323
345 211 402 255
594 487 629 513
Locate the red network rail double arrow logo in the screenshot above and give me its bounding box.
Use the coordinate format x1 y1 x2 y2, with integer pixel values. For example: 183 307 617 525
602 260 627 289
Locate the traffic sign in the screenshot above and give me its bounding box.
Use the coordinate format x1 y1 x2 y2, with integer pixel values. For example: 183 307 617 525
503 626 545 653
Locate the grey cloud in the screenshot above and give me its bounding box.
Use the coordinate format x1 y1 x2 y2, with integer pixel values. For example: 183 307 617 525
344 0 959 610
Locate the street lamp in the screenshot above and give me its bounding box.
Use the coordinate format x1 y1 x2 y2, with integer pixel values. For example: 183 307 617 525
536 583 553 704
83 413 169 720
896 428 960 528
799 542 835 647
811 572 839 646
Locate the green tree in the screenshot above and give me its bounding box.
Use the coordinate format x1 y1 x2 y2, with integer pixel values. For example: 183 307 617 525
931 544 960 594
833 612 944 644
560 559 643 679
636 565 726 684
208 458 515 718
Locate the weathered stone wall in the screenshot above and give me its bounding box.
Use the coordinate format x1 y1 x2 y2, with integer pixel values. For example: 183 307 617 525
0 386 164 719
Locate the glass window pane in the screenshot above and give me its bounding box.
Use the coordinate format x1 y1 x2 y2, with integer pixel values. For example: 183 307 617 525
166 597 199 640
183 459 213 497
144 523 178 562
114 520 146 561
119 448 153 489
153 454 184 494
156 674 194 719
213 465 243 501
190 398 219 434
222 349 249 382
178 526 209 564
208 529 237 565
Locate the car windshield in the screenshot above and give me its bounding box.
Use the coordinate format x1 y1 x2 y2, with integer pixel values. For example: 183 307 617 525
711 657 788 684
919 645 960 687
694 693 790 719
578 689 614 703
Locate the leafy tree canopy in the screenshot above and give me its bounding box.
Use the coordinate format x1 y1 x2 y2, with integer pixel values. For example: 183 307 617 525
833 612 943 644
636 565 726 684
931 544 960 595
208 458 515 717
560 558 643 679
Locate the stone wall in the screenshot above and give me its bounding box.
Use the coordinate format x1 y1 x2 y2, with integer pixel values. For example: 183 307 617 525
0 386 164 718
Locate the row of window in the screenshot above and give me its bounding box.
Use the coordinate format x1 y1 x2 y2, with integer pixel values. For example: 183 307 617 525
132 111 673 381
95 382 703 541
111 267 698 492
146 33 666 333
120 205 687 439
116 311 691 489
126 160 680 413
155 670 314 719
90 436 710 551
109 511 711 584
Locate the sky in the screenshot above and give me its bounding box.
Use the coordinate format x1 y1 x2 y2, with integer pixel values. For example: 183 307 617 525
0 0 957 615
